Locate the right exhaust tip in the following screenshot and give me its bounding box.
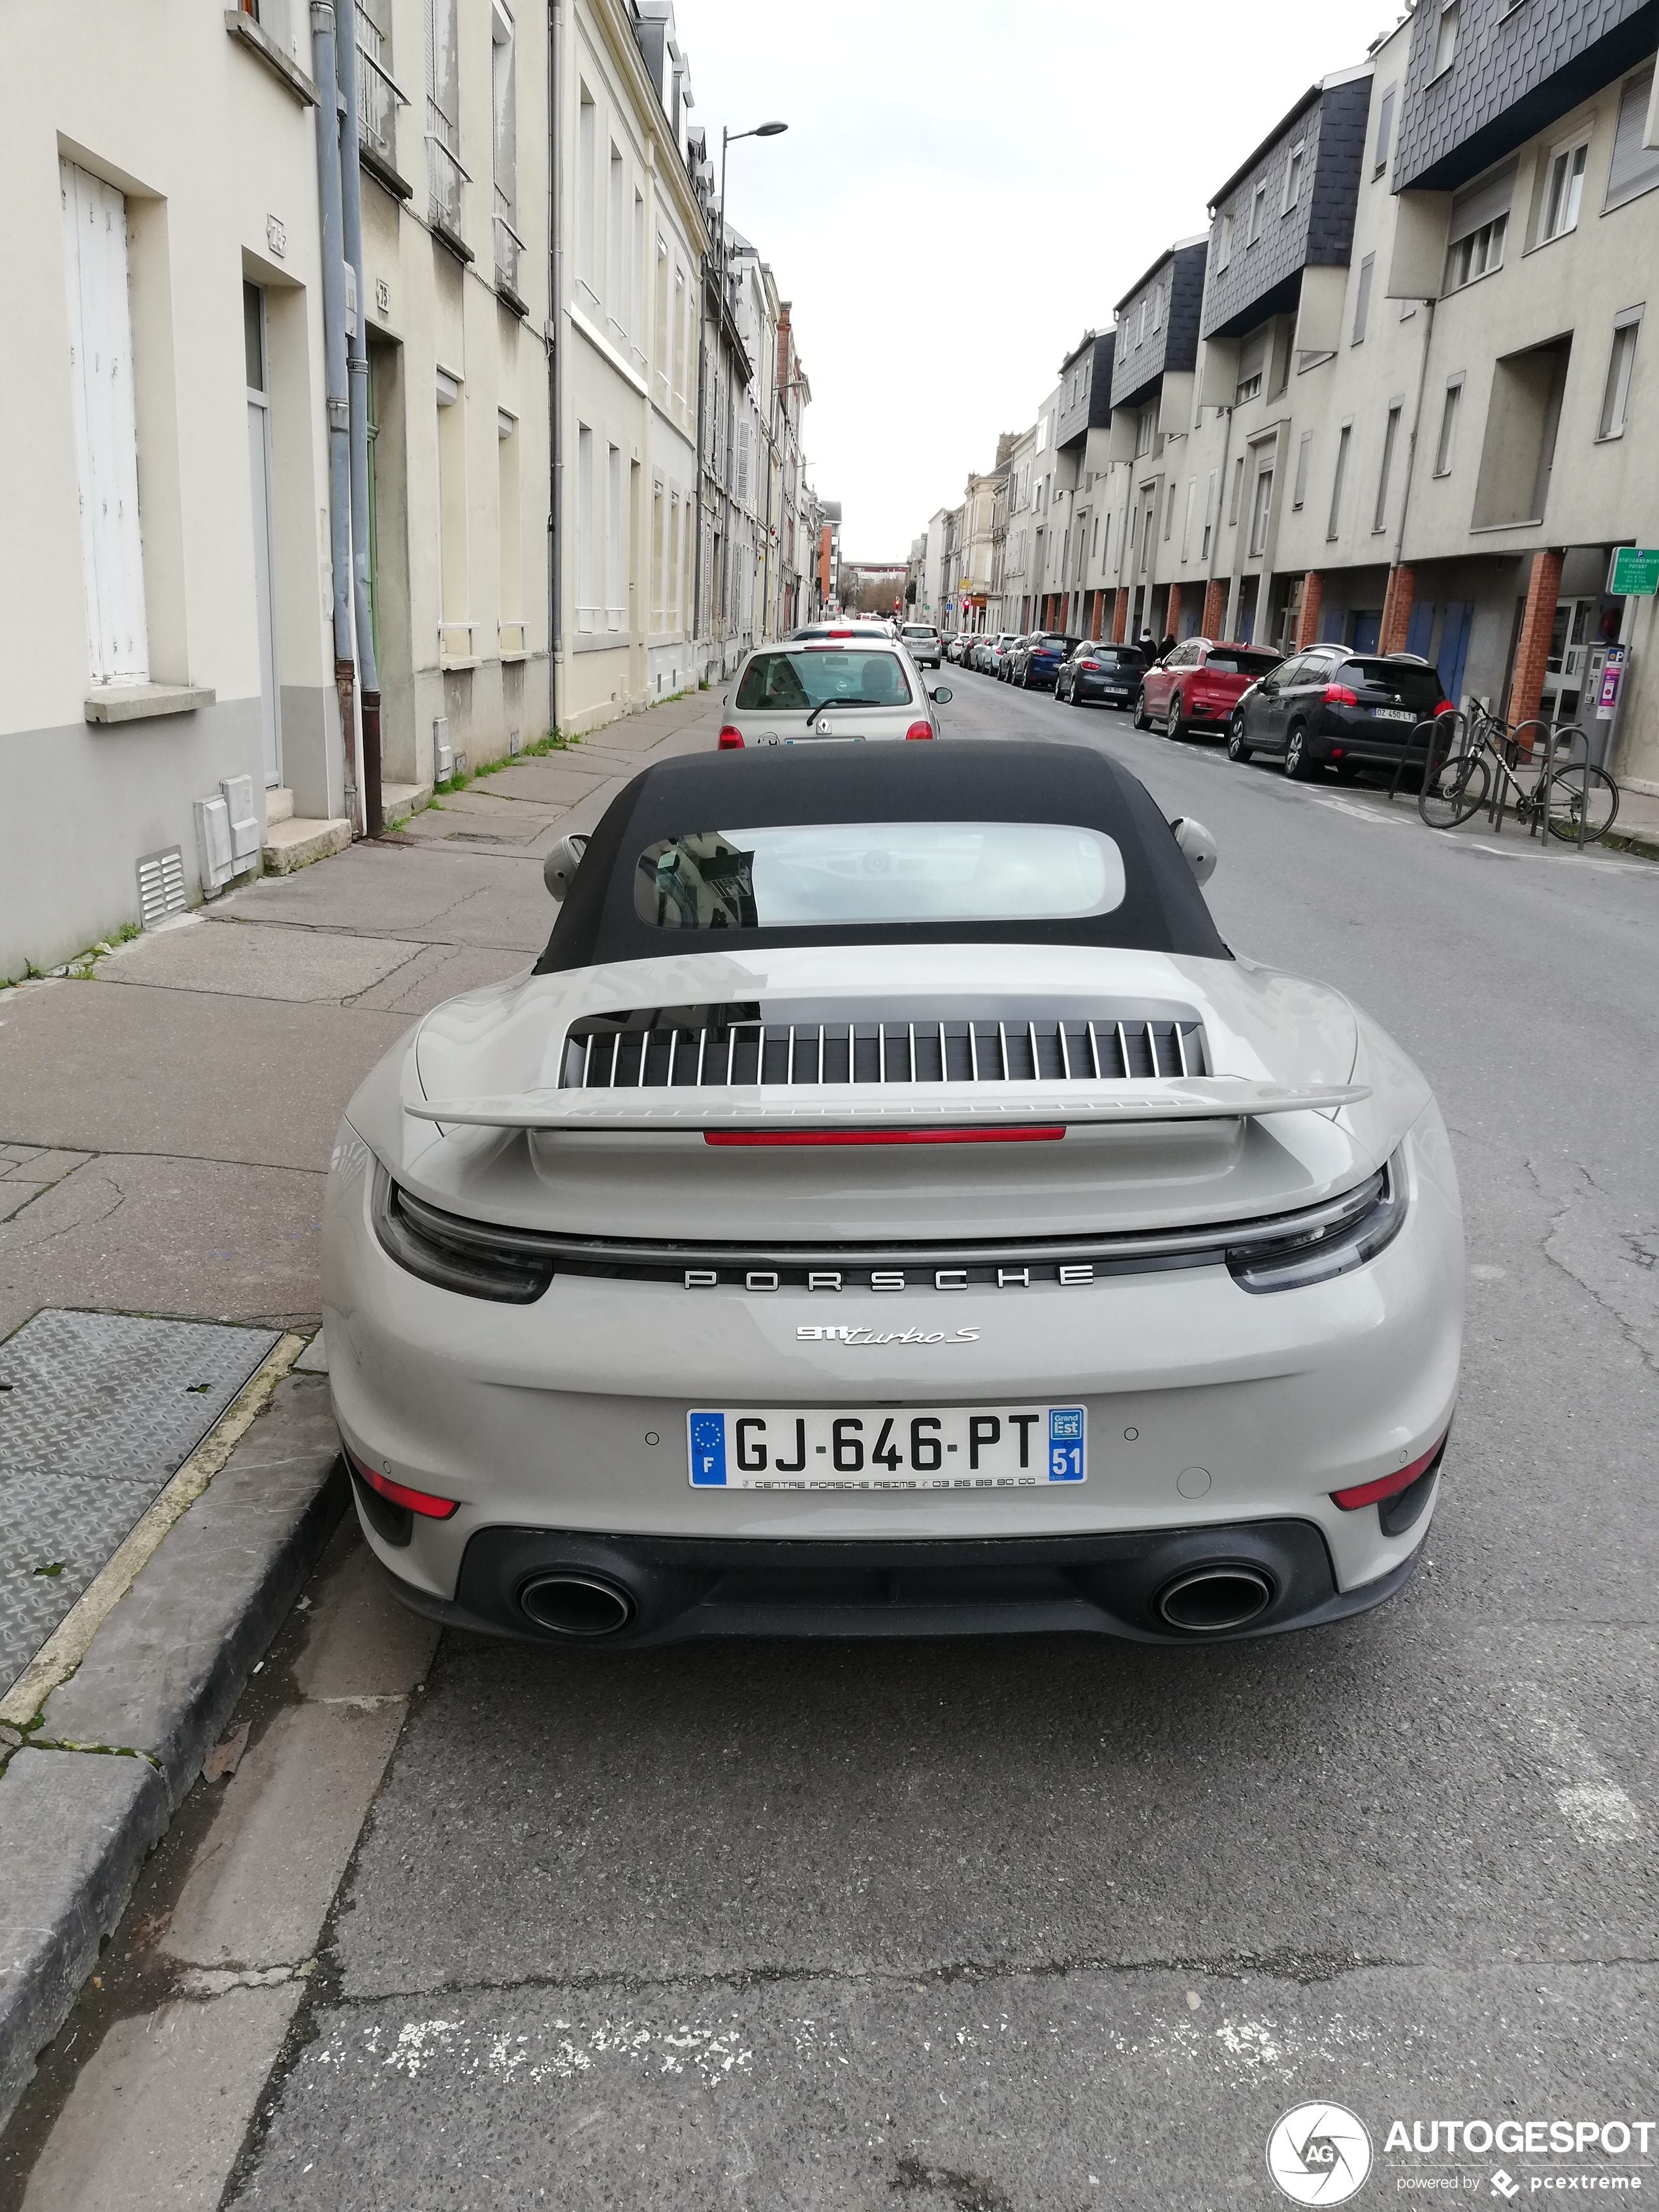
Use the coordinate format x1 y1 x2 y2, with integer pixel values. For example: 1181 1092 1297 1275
520 1572 636 1639
1156 1564 1275 1635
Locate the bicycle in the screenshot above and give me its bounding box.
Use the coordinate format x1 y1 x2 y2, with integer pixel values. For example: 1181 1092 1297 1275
1417 707 1619 845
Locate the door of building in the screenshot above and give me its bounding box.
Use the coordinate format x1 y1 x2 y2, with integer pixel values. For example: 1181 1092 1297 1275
1541 596 1594 723
244 283 282 788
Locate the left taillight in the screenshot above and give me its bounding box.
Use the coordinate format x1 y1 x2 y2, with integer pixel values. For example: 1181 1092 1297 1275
346 1445 459 1520
1323 684 1359 707
905 721 934 739
717 725 744 749
372 1166 554 1303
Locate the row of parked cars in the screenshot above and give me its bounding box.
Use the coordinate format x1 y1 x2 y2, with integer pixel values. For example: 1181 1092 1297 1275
944 628 1458 782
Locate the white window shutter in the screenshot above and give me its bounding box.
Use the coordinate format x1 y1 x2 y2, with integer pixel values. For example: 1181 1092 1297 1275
61 160 148 686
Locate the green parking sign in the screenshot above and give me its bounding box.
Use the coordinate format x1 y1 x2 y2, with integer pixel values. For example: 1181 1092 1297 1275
1609 546 1659 595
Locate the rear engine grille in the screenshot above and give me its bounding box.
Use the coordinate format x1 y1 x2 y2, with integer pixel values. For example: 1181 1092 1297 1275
562 1007 1208 1090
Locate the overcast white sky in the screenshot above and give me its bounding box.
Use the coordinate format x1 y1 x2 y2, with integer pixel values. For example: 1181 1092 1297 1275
684 0 1406 556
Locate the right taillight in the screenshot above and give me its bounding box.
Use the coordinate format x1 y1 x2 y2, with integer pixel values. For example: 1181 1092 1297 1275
905 722 934 739
717 726 744 749
1323 684 1359 707
1434 698 1455 717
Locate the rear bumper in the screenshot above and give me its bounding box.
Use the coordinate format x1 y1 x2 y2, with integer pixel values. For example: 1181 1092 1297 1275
370 1511 1425 1648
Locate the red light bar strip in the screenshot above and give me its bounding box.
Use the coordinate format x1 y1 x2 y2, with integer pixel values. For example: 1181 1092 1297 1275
346 1445 460 1520
704 1126 1066 1147
1330 1434 1447 1511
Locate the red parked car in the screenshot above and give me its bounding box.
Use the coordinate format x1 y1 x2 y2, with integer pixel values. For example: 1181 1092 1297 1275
1135 639 1283 741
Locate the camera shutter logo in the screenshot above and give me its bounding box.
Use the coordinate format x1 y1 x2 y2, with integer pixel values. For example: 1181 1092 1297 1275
1266 2102 1374 2204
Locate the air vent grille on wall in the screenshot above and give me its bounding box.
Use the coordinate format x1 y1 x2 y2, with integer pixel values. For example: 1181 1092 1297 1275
137 846 187 929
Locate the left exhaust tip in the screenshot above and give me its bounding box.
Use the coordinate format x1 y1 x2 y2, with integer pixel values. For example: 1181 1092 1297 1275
520 1573 635 1639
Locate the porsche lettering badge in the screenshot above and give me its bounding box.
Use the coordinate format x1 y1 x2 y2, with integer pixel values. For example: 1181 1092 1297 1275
683 1265 1098 1292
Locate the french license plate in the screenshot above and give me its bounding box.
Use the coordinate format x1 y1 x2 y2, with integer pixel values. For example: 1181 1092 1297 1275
1373 708 1415 722
687 1406 1086 1490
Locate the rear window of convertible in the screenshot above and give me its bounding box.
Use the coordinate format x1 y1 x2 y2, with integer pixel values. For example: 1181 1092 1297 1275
735 649 914 711
634 822 1127 929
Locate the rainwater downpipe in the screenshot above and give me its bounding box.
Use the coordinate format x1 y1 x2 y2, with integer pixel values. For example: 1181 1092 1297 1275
1389 297 1437 643
311 3 359 833
549 0 562 741
335 4 381 834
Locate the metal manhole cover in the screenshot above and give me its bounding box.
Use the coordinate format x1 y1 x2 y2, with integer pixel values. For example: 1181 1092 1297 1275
0 1309 280 1698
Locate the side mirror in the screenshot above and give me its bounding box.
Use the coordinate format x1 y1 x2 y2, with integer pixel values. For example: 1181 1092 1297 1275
1170 817 1217 886
930 686 952 704
543 830 589 901
1260 679 1279 697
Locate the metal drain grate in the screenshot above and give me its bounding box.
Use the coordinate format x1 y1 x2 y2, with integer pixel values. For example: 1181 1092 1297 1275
0 1309 280 1697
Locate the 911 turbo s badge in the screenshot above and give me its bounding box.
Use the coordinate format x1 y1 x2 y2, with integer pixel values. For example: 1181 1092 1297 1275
796 1324 980 1346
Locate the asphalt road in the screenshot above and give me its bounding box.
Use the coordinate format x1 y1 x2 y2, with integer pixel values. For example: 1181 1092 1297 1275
27 675 1659 2209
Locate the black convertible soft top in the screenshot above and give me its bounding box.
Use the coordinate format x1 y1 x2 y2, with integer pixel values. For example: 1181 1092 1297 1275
535 741 1229 971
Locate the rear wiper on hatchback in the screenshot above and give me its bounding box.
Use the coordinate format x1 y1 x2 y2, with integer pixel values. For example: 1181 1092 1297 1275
807 699 884 722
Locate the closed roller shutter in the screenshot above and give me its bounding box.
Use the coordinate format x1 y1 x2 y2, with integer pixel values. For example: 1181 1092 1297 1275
1605 66 1659 214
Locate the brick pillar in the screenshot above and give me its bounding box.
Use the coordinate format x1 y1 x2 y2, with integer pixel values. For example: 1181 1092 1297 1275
1508 549 1563 739
1379 564 1415 655
1165 584 1182 640
1112 588 1129 643
1295 571 1324 651
1200 577 1226 640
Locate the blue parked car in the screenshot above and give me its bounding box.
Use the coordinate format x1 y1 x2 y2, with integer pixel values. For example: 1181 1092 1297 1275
1013 633 1079 690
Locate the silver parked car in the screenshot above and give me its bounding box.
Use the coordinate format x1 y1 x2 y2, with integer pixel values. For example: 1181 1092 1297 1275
899 622 943 669
716 640 952 748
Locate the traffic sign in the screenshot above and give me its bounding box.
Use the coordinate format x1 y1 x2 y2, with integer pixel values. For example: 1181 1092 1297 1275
1609 546 1659 595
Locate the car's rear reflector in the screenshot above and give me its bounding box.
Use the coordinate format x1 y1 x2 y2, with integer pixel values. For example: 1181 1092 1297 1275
704 1126 1067 1147
1331 1434 1446 1511
717 726 744 749
347 1446 460 1519
905 722 934 739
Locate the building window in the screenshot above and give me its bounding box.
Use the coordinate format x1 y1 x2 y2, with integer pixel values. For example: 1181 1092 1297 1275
1327 424 1351 541
1433 379 1464 473
1165 482 1177 540
1432 1 1459 79
498 406 521 643
1181 478 1197 559
1293 431 1312 509
1138 297 1150 344
673 263 686 409
1538 140 1588 244
1202 469 1216 560
1283 142 1306 214
356 0 399 167
1229 455 1246 526
1374 86 1396 177
1598 313 1641 438
1152 284 1164 334
60 159 149 685
491 3 519 295
607 145 625 334
1353 253 1376 343
576 86 596 298
426 0 463 237
1374 404 1402 533
1248 466 1274 557
575 421 595 631
1605 66 1659 214
1135 409 1153 458
1248 181 1267 246
1446 214 1506 291
1217 211 1234 270
436 369 468 654
1235 327 1267 405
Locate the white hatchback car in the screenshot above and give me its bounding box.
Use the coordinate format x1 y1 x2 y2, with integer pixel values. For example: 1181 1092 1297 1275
717 641 952 750
322 742 1462 1648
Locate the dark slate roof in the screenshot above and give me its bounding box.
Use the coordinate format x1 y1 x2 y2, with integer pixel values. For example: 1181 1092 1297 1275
1394 0 1659 193
1055 330 1117 449
1201 73 1374 342
1110 244 1208 411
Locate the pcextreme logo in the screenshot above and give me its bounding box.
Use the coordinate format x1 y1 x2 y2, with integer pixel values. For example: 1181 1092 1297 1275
1267 2104 1374 2204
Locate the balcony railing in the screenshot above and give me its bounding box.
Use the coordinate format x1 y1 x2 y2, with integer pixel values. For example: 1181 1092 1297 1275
493 199 524 297
427 98 469 240
355 4 408 167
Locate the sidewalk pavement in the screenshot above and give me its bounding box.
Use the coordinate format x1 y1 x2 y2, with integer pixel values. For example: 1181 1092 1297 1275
0 688 722 2129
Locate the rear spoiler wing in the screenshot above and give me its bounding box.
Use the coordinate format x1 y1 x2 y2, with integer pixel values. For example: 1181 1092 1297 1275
406 1078 1370 1132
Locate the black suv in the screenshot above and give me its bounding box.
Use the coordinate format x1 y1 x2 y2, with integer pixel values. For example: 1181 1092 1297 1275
1227 648 1453 780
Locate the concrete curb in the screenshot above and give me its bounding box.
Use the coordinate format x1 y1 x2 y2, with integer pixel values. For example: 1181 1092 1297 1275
0 1371 347 2129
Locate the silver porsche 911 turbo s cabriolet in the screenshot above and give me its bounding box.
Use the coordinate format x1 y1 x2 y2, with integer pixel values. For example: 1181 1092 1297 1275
321 741 1462 1647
